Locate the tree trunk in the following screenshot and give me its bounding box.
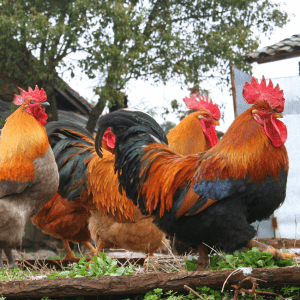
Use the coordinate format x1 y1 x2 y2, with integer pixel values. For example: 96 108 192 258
86 100 106 134
46 92 58 122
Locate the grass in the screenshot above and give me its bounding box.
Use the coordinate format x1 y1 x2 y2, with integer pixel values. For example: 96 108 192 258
185 246 295 271
0 247 299 299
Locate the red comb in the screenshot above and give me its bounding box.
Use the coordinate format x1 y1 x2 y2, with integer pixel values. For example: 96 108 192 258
183 92 221 120
14 85 47 105
243 77 285 112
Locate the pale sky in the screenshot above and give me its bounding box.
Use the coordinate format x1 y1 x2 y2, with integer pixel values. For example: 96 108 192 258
63 0 300 133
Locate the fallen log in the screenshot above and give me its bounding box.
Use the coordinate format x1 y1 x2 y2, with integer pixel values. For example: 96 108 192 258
0 267 299 298
256 238 300 249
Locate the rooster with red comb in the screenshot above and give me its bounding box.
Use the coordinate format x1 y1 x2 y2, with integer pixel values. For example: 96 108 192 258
0 86 58 268
167 92 220 155
96 76 297 270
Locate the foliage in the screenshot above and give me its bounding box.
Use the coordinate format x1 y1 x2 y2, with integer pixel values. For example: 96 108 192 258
47 253 135 278
0 0 290 132
0 0 103 89
185 247 295 271
0 102 18 129
20 285 300 300
0 267 41 281
122 285 300 300
0 0 107 121
82 0 289 132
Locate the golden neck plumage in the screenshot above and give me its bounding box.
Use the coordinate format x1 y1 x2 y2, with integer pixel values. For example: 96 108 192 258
167 111 207 155
0 106 49 182
199 108 288 183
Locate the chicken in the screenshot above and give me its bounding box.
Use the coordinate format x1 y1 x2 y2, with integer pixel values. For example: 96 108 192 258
167 93 220 155
31 128 115 260
0 86 59 268
31 192 95 260
45 121 168 257
167 93 220 253
96 77 295 270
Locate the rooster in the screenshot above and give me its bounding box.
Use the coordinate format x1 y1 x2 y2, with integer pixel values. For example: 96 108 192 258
36 95 219 259
167 93 220 155
96 77 296 270
44 121 168 257
31 128 116 260
0 86 59 268
167 93 220 254
31 192 95 260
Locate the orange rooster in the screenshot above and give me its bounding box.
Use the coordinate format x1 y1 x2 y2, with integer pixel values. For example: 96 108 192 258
167 93 220 155
0 86 59 268
32 192 95 260
96 77 296 270
44 121 168 257
31 128 116 260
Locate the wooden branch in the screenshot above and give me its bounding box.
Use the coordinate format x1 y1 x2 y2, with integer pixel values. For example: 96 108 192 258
230 65 238 118
0 267 300 298
256 238 300 249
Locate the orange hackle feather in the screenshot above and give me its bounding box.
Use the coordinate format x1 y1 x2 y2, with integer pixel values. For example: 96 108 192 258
0 100 48 182
140 143 200 217
196 101 288 184
167 111 208 155
87 149 135 221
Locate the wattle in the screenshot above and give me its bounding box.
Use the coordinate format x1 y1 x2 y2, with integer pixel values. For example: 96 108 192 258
264 116 287 148
103 128 116 149
199 119 218 149
26 106 48 125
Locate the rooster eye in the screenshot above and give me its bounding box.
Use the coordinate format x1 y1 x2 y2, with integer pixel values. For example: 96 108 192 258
261 108 265 111
30 100 35 104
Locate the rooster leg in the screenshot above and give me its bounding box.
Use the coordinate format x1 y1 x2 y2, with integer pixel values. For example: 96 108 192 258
143 253 154 268
195 245 210 271
3 249 17 269
95 237 105 255
62 240 77 261
247 239 298 259
82 242 97 257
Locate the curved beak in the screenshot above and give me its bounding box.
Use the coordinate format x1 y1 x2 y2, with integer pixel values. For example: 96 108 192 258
252 109 259 114
275 112 283 118
41 102 50 106
213 119 220 126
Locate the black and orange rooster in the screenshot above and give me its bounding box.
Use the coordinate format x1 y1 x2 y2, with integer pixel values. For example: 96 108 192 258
31 128 116 260
44 121 168 257
96 77 295 270
0 86 59 268
167 93 220 155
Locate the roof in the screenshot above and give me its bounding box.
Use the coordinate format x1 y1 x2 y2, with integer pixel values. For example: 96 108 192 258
245 34 300 64
0 98 97 131
54 77 93 116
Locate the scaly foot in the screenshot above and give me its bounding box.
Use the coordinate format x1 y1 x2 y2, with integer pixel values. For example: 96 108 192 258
195 245 210 271
3 249 17 269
